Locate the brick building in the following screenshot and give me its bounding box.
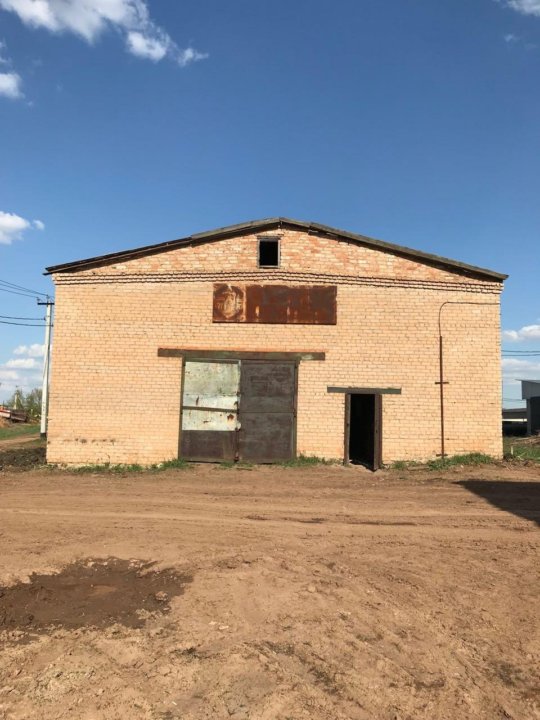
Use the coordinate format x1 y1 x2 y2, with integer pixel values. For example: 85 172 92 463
45 218 507 468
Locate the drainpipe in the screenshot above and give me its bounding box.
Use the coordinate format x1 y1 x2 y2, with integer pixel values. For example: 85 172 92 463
438 333 446 458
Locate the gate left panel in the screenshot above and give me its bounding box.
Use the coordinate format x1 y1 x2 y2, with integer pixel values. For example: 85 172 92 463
180 360 240 461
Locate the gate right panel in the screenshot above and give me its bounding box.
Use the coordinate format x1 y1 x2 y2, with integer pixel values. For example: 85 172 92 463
239 361 296 462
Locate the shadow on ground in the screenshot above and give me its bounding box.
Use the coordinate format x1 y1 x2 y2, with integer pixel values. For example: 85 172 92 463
457 481 540 527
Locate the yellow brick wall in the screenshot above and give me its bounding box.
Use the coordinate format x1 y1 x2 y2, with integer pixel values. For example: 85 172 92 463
47 228 503 465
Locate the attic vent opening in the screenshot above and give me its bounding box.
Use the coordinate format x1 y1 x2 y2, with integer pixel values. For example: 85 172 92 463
258 238 280 267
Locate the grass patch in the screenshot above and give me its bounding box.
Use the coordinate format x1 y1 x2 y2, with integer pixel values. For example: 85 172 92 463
215 460 255 470
0 423 40 441
62 458 191 474
503 437 540 463
390 459 422 470
70 463 145 474
279 454 339 468
427 453 494 470
217 460 236 469
153 458 190 471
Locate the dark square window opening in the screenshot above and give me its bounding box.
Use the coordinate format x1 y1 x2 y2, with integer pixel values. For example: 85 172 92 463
258 238 280 267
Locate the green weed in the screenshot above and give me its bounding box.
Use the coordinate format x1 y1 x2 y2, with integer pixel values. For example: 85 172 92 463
152 458 190 471
70 462 145 474
427 453 494 471
279 454 339 468
503 438 540 463
0 423 40 441
63 458 191 474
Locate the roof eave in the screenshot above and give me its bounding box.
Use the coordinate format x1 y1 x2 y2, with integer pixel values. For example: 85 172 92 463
44 216 508 282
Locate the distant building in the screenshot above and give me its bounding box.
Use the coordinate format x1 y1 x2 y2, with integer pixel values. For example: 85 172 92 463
502 407 527 436
45 218 507 468
521 380 540 435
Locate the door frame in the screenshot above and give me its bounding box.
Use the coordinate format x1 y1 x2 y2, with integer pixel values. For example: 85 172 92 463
344 392 383 470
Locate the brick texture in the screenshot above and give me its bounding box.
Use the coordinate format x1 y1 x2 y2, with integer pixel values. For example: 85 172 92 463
47 228 503 465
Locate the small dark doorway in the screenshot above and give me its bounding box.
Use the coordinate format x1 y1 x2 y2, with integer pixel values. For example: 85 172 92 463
346 393 382 470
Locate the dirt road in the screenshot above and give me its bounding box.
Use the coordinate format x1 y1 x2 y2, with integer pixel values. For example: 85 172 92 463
0 434 40 449
0 463 539 719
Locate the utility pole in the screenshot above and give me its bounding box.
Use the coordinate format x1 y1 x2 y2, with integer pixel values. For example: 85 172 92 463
38 298 54 439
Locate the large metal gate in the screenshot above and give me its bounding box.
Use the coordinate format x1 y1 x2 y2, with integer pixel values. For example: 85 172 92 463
180 359 240 462
238 361 297 463
180 359 296 463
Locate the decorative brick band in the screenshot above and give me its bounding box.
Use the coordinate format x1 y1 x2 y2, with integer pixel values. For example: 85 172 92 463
53 270 502 294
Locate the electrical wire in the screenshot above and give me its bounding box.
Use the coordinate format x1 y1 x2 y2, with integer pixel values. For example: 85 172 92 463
0 278 49 297
0 315 45 321
0 320 48 327
0 286 45 299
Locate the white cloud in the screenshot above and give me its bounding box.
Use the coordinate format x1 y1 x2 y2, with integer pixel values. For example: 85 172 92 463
126 29 168 61
0 210 45 244
0 371 43 400
0 211 30 243
0 346 44 400
177 47 208 68
5 357 39 369
504 0 540 16
502 357 540 380
0 71 22 98
13 343 45 357
503 324 540 341
0 369 20 381
0 0 208 66
504 33 519 42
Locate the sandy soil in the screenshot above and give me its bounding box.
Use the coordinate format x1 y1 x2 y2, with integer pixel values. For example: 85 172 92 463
0 462 539 719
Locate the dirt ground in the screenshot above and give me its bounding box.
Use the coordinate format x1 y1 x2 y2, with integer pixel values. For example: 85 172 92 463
0 461 539 720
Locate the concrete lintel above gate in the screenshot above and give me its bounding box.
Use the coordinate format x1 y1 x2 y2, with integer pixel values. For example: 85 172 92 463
327 386 402 394
158 349 326 361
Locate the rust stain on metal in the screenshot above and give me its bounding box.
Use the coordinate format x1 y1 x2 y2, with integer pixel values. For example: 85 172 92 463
213 284 245 322
213 284 336 325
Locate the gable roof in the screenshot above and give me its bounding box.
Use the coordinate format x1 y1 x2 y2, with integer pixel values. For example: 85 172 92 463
45 217 508 282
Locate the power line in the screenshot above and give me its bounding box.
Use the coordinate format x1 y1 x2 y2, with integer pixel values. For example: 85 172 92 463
0 320 47 327
501 349 540 357
0 315 45 321
0 287 41 299
0 278 49 298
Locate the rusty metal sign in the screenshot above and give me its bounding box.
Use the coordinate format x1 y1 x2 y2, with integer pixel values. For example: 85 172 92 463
213 284 337 325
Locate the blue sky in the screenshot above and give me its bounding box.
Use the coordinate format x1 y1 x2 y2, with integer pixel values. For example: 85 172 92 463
0 0 539 405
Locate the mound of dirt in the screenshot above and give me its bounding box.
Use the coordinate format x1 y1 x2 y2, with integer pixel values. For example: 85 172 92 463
0 558 192 636
0 445 46 470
